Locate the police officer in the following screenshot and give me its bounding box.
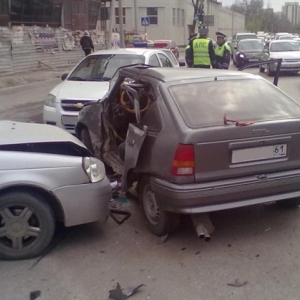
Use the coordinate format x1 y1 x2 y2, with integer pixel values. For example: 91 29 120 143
214 32 231 69
185 33 198 68
187 28 216 69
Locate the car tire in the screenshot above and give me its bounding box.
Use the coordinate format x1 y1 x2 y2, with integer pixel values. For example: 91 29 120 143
79 128 94 154
139 177 181 236
276 198 300 209
259 65 265 73
0 192 55 260
267 65 274 77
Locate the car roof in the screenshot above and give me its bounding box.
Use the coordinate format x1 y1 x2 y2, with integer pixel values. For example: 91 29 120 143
239 39 261 42
271 40 298 43
120 67 258 83
91 48 164 56
236 33 256 35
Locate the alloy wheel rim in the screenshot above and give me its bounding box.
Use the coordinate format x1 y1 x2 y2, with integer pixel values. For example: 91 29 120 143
0 205 41 252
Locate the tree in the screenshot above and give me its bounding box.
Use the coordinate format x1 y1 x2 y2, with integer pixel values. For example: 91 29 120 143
230 0 294 33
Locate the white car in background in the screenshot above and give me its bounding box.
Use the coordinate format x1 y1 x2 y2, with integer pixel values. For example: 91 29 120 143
260 40 300 76
43 48 184 134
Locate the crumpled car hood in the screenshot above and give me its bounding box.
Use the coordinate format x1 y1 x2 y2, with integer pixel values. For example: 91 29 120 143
0 120 85 147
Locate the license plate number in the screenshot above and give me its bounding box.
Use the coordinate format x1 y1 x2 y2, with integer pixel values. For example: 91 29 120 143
232 144 287 164
61 115 78 125
249 58 259 62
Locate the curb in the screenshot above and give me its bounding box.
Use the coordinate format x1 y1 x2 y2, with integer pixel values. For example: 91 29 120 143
0 78 60 95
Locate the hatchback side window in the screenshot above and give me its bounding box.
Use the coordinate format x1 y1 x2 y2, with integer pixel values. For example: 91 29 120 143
149 54 161 67
158 53 172 67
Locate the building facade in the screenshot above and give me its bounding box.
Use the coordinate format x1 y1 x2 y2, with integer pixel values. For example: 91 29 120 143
112 0 245 45
282 2 300 25
0 0 111 30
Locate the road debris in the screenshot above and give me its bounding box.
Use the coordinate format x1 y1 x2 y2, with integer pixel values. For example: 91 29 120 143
181 247 186 251
157 234 169 245
30 290 41 300
256 254 260 257
109 282 145 300
265 228 271 231
227 279 248 288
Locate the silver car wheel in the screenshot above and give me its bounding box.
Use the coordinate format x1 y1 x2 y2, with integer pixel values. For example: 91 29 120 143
143 186 161 226
0 205 41 251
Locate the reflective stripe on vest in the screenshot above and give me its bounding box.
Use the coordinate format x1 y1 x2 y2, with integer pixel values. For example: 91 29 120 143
192 39 210 66
215 44 231 57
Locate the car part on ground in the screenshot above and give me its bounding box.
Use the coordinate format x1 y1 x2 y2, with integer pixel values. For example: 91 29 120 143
0 121 111 260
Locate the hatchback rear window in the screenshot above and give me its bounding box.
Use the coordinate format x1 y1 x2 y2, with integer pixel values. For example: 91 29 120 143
168 79 300 128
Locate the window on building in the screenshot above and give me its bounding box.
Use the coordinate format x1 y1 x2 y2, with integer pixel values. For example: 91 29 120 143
0 0 9 15
147 7 158 25
172 8 176 26
115 7 126 25
10 0 63 26
181 9 185 26
177 8 180 26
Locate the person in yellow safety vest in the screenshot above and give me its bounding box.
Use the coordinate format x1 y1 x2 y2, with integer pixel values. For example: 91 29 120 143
187 27 217 69
185 33 198 68
214 32 231 69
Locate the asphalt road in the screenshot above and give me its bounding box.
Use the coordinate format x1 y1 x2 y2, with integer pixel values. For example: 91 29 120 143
1 66 300 300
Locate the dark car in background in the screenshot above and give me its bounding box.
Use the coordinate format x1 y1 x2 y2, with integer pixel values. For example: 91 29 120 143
233 39 264 67
231 32 258 58
153 40 179 60
76 66 300 237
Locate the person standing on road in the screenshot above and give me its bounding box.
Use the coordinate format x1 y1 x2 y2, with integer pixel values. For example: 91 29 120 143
80 30 94 56
185 33 198 68
187 28 216 69
214 32 231 69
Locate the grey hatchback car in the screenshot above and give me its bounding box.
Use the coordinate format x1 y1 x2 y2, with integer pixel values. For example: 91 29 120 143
76 66 300 236
0 121 111 260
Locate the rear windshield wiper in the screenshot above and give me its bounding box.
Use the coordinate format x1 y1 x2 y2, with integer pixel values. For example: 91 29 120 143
89 77 111 82
68 76 86 81
224 114 254 127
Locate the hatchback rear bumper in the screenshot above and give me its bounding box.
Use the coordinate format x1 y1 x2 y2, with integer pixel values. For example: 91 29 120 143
151 170 300 214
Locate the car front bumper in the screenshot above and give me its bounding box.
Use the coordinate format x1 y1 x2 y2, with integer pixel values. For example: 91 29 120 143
151 170 300 214
43 104 80 135
269 61 300 72
52 177 112 227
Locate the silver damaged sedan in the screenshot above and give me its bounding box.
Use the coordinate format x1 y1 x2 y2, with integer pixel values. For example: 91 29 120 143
0 121 111 260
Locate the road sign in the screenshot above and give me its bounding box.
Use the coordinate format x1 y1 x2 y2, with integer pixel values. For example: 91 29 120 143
141 17 150 26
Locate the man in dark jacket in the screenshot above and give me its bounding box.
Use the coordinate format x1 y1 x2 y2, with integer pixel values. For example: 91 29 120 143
185 33 198 68
80 30 94 56
187 28 216 69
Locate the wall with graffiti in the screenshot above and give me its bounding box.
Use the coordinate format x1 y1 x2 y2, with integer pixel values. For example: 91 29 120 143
0 25 107 76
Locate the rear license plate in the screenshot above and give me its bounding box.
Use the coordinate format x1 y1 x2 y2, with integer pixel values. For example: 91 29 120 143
232 144 287 164
248 58 259 62
61 115 78 125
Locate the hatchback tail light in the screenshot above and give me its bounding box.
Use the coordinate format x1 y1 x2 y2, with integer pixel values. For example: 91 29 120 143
171 144 195 176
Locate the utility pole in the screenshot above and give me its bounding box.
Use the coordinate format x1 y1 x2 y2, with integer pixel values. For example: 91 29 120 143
118 0 125 48
107 0 116 49
134 0 138 32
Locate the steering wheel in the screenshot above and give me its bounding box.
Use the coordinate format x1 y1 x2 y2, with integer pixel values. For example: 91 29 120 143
120 89 151 114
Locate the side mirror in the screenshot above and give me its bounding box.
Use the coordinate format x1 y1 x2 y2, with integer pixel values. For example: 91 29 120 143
61 73 68 81
179 62 186 67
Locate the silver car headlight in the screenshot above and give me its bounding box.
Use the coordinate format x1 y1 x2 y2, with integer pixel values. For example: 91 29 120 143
83 157 105 183
45 94 56 107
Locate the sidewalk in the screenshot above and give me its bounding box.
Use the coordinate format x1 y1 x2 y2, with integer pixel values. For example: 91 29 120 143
0 66 73 90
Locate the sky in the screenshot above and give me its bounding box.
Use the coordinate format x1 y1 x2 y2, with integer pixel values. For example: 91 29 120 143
220 0 285 12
